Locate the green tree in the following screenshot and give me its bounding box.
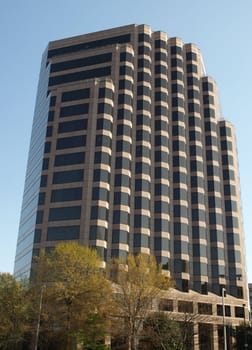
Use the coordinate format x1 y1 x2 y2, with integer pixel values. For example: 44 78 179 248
109 254 172 350
31 242 113 350
235 322 252 350
0 273 30 350
139 312 183 350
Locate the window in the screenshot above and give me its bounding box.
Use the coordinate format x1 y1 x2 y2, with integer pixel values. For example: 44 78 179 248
115 156 130 169
89 226 108 240
138 45 151 55
155 39 166 49
94 151 111 165
42 158 49 170
120 65 133 76
117 108 132 120
38 193 45 205
50 52 113 70
49 206 81 221
235 306 245 318
117 124 131 136
135 179 150 192
47 226 80 240
198 303 212 315
50 96 56 106
155 166 168 179
118 94 133 105
171 58 183 67
44 141 51 153
48 110 54 121
202 81 214 92
51 187 82 202
113 210 129 225
112 230 128 244
217 305 231 317
155 52 167 61
136 130 150 142
36 211 43 224
61 88 90 102
56 135 86 149
119 79 133 91
186 52 197 61
178 301 193 313
171 70 183 81
154 219 169 232
138 58 151 69
55 152 85 166
114 192 130 206
58 119 88 133
114 174 130 187
53 169 84 184
135 197 150 210
96 118 112 131
93 169 110 183
154 237 169 250
97 102 113 114
46 126 53 137
134 234 149 248
155 183 169 196
116 140 131 153
186 64 198 73
159 299 173 311
91 206 108 220
95 134 112 148
59 104 89 117
92 187 108 201
120 52 134 62
135 162 150 174
170 46 182 55
134 215 150 228
203 95 214 105
98 87 114 99
49 67 111 86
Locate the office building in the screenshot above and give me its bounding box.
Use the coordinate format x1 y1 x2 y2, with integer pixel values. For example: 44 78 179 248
14 24 248 348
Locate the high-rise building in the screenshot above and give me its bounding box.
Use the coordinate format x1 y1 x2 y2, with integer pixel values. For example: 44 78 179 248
14 24 248 348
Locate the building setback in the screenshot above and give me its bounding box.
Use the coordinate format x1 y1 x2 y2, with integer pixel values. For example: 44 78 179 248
14 24 248 348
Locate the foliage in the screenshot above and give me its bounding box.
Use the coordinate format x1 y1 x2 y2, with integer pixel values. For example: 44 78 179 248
109 253 172 350
235 322 252 350
139 312 183 350
31 242 113 349
0 273 30 349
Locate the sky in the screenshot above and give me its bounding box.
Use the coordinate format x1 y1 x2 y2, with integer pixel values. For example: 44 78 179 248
0 0 251 284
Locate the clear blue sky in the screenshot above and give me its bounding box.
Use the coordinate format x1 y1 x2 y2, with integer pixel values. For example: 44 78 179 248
1 0 251 283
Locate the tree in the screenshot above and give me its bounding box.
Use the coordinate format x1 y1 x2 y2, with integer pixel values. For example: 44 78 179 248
139 312 183 350
235 322 252 350
31 242 113 350
0 273 30 349
109 254 172 350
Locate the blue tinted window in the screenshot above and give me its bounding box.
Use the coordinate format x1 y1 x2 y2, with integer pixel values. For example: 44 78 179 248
61 88 90 102
56 135 86 149
60 104 89 118
52 54 112 73
48 35 130 58
47 226 80 240
55 152 85 166
53 169 84 184
49 67 111 86
58 119 88 133
49 206 81 221
51 188 82 202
